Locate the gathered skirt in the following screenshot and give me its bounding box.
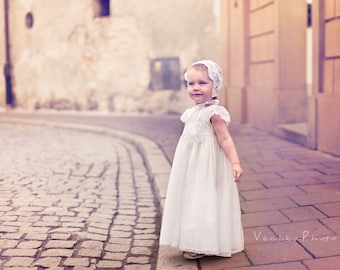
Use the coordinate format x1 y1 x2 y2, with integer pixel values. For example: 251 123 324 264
159 136 244 257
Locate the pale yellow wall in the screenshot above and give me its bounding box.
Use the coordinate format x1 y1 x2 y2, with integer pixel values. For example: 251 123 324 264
2 0 221 113
220 0 246 123
316 0 340 156
222 0 307 131
247 0 277 130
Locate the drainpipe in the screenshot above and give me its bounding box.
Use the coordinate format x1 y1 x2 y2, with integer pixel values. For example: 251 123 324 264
3 0 14 107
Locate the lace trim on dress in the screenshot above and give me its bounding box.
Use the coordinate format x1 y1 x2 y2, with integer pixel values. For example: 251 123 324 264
206 105 231 124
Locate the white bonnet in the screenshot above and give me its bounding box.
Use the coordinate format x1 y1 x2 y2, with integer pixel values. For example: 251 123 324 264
184 60 223 98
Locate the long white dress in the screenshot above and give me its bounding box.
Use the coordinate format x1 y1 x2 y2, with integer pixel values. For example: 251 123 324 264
159 104 244 257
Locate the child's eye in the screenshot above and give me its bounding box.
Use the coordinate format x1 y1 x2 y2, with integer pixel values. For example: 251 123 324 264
199 81 207 85
187 82 194 86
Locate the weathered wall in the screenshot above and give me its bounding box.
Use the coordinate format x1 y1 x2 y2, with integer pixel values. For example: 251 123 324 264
4 0 220 113
0 4 5 107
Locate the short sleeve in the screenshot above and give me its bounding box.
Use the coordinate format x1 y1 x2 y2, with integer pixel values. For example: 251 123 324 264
180 108 193 123
206 105 231 125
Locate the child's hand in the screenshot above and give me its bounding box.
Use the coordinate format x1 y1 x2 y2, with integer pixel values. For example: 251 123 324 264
232 163 243 181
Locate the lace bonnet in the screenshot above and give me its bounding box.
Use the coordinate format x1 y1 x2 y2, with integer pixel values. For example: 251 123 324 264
184 60 223 98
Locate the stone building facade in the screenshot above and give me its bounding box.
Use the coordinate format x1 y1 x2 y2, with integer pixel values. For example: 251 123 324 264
1 0 339 157
0 0 221 113
220 0 340 157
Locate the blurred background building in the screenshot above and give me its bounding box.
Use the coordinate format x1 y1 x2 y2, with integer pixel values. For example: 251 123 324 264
1 0 339 156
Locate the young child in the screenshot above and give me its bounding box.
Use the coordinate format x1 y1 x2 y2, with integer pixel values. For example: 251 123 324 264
159 60 244 259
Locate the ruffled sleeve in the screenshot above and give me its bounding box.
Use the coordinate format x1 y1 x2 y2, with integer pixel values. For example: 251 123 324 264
205 105 231 125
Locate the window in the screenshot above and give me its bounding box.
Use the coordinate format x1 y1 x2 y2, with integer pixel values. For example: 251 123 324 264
25 12 34 28
150 57 181 90
93 0 110 17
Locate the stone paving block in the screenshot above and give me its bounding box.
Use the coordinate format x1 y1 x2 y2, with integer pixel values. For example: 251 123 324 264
78 248 102 257
298 182 340 193
245 241 312 264
81 240 104 249
76 232 107 241
241 186 303 200
0 215 18 221
41 249 74 257
125 264 152 270
244 226 278 245
0 239 19 248
51 233 72 240
96 260 122 268
127 256 150 264
241 197 297 213
109 230 132 238
131 246 152 255
315 201 340 217
2 267 38 270
134 228 156 234
298 234 340 257
277 170 324 179
134 234 157 240
320 216 340 233
270 220 334 241
260 177 323 188
64 258 90 267
226 262 307 270
199 251 250 269
281 206 326 222
1 233 24 240
19 226 50 233
134 239 155 247
317 166 340 175
33 221 60 227
103 251 127 260
317 174 340 183
242 210 291 228
0 226 18 233
303 255 340 270
34 257 62 267
25 233 48 240
3 248 37 257
17 241 42 249
4 257 35 267
88 221 111 230
45 240 77 249
105 243 130 252
135 223 156 229
290 192 340 206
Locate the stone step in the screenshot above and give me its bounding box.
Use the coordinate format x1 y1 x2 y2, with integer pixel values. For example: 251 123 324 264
277 122 308 146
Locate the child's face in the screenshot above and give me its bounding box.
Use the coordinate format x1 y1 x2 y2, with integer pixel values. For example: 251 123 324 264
186 67 213 104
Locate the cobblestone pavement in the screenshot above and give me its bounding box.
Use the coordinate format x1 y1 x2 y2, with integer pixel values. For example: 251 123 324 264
0 123 160 270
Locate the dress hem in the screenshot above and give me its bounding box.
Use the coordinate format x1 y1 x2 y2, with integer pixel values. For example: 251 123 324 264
160 244 244 258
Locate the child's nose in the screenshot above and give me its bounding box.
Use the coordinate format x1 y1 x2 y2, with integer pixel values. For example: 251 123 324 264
193 83 200 89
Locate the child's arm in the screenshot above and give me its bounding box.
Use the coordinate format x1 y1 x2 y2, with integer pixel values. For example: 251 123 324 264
211 114 243 181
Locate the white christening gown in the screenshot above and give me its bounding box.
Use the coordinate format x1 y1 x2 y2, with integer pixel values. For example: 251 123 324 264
159 104 244 257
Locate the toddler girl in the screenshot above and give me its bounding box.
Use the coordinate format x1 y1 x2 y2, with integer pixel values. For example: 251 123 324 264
159 60 244 259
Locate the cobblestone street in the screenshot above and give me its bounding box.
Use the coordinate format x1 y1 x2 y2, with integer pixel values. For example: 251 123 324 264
1 112 340 270
0 123 160 270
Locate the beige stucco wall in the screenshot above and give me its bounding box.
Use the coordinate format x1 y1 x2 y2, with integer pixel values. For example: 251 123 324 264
316 0 340 156
222 0 307 130
3 0 221 113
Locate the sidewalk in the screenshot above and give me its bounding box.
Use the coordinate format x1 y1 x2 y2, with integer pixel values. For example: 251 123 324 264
1 110 340 270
